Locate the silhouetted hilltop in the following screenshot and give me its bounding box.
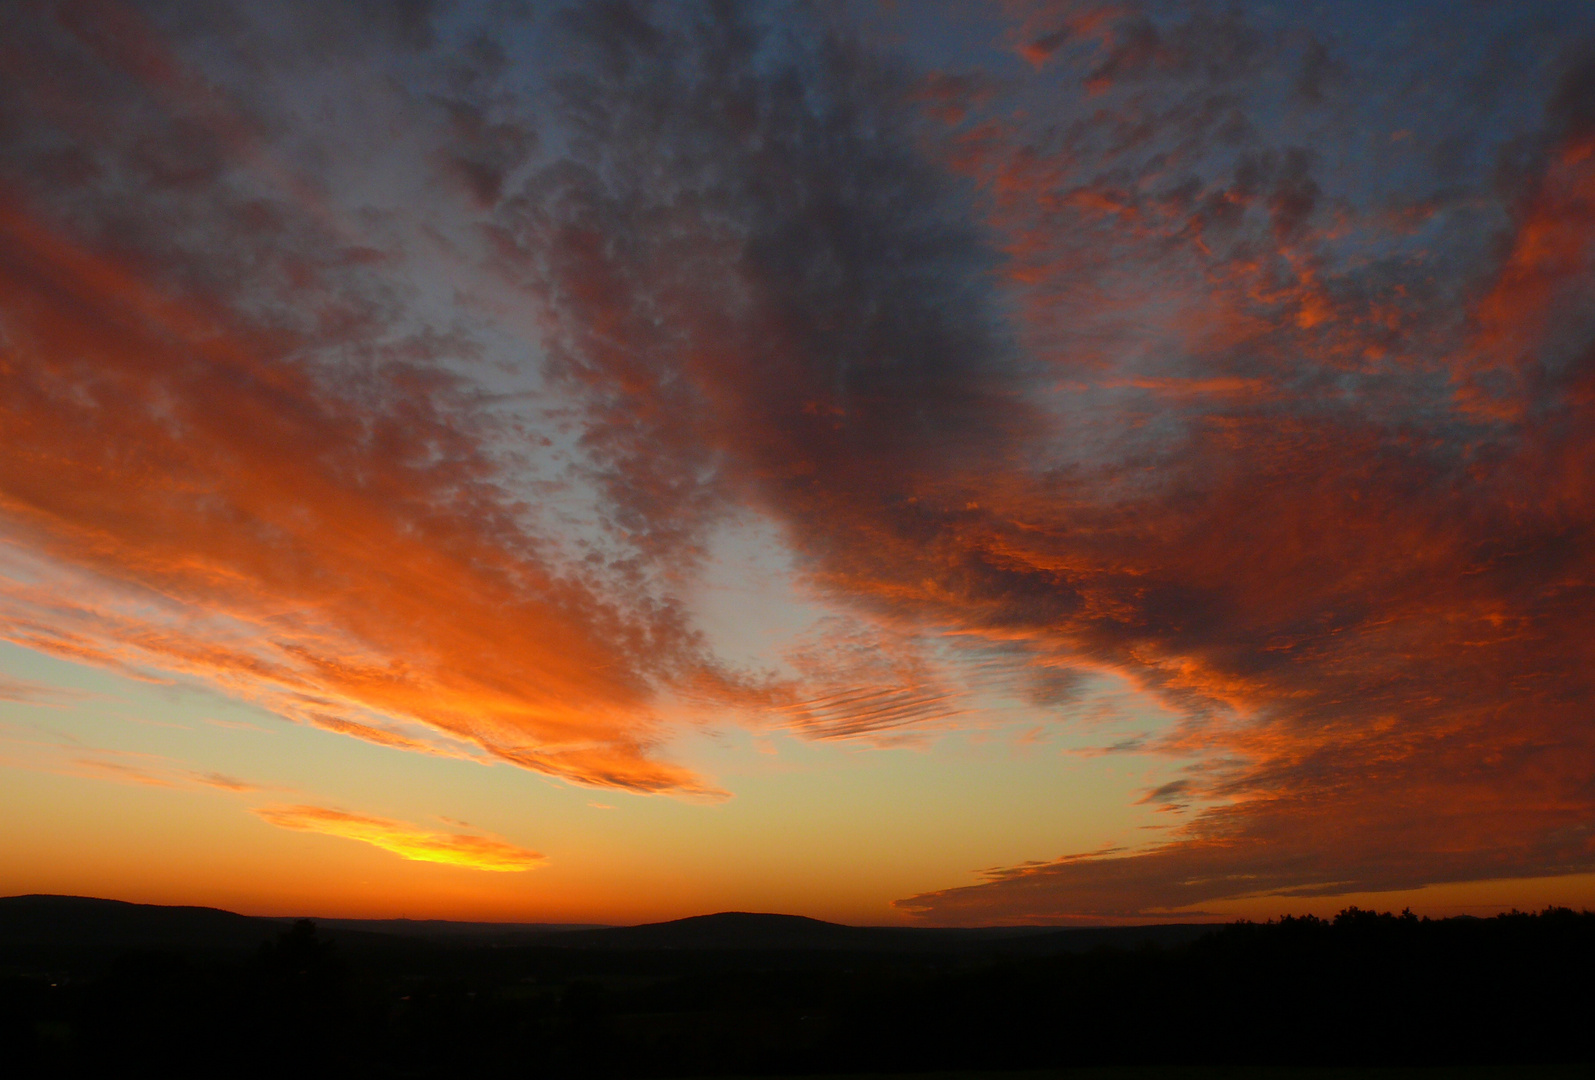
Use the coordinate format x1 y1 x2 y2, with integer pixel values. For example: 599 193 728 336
551 910 1214 953
559 910 898 950
0 895 461 962
3 898 1591 1075
0 895 611 956
0 894 1212 959
0 894 280 956
303 916 608 943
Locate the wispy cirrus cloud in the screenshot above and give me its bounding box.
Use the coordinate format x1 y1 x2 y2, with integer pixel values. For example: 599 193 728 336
66 752 178 788
190 770 261 792
0 723 274 793
1 720 529 869
252 804 544 872
0 673 86 705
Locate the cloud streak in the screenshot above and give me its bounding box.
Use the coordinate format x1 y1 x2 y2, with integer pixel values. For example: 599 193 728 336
253 804 544 871
0 673 85 705
0 723 278 794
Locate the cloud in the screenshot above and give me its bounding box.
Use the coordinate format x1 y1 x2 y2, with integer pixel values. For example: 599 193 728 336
0 674 84 705
517 1 1595 917
1135 779 1189 809
67 753 178 788
0 0 725 796
202 716 270 733
4 0 1595 918
253 803 544 871
882 17 1595 919
189 770 260 792
0 726 277 794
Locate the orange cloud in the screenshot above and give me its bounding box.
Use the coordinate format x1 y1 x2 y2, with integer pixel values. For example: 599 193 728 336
0 674 83 705
0 728 277 795
0 4 725 797
67 754 177 788
252 804 544 872
189 771 260 793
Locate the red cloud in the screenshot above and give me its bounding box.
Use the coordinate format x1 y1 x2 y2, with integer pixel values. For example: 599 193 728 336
520 4 1595 918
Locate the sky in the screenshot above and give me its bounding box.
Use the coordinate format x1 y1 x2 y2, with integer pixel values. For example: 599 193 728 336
2 0 1595 926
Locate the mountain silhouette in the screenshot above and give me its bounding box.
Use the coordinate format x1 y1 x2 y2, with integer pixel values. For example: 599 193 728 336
0 894 284 956
0 894 1212 961
557 911 879 950
548 910 1211 953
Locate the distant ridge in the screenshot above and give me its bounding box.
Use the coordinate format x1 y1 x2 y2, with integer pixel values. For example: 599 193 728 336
0 895 596 954
556 911 880 950
0 894 284 954
0 895 1215 959
547 910 1213 953
302 916 609 939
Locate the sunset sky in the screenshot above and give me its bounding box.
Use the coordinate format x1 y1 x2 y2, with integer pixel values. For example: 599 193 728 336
4 0 1595 926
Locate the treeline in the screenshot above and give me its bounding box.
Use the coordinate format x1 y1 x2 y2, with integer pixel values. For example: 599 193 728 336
4 907 1591 1076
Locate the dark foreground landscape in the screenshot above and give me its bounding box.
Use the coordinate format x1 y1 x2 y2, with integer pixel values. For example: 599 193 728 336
2 896 1590 1078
